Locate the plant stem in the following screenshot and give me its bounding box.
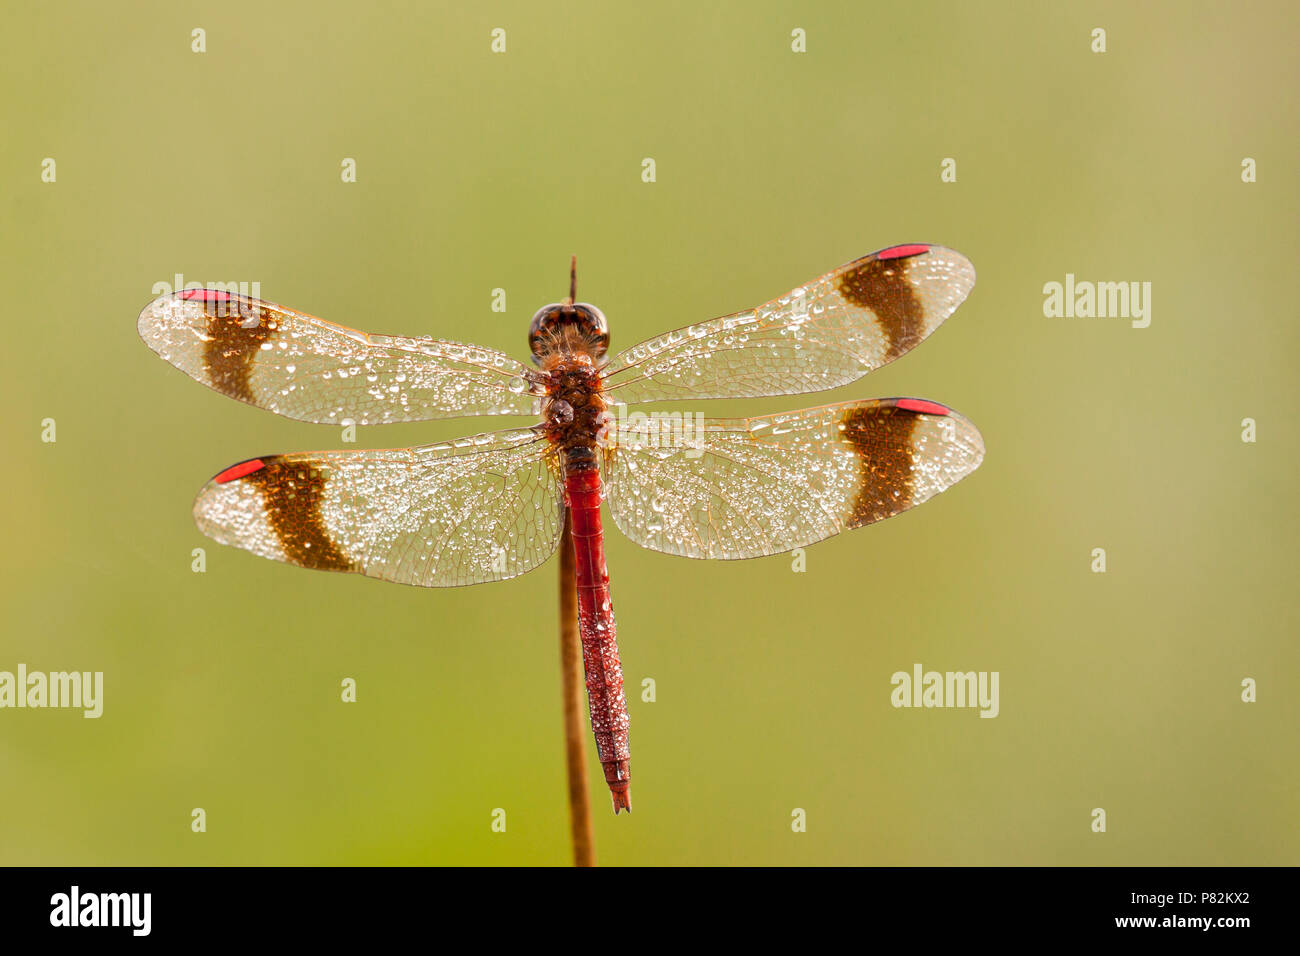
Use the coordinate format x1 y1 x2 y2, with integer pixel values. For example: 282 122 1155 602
559 510 596 866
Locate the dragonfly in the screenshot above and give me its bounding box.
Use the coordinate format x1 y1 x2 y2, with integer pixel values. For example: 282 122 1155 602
137 243 984 814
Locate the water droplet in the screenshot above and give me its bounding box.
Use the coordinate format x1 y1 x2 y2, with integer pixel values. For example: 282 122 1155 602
550 400 574 425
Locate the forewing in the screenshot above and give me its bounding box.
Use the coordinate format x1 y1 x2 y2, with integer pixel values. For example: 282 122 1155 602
138 289 545 424
604 398 983 559
600 244 975 404
193 427 564 587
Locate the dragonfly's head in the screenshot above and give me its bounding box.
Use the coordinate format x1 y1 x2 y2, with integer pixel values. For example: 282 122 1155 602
528 302 609 366
528 256 609 366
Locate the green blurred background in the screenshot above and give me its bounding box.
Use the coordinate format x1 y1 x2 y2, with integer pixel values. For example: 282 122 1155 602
2 1 1296 865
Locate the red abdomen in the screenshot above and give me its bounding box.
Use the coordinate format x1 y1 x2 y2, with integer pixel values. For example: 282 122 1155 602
564 466 631 812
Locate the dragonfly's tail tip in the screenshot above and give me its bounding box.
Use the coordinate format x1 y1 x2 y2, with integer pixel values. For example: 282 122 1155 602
610 788 632 814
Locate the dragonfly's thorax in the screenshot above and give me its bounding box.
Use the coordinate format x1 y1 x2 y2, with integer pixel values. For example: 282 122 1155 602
541 356 609 471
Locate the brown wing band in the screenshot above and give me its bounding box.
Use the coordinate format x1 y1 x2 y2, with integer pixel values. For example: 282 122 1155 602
201 300 273 403
838 403 919 527
836 254 925 362
242 457 355 571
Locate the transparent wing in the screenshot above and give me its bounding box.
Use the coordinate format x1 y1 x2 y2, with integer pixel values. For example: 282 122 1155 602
604 398 983 559
192 426 564 587
600 244 975 404
138 289 546 424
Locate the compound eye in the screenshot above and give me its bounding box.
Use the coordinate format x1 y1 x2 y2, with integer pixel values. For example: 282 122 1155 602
574 303 610 360
529 304 563 340
528 304 565 365
574 303 608 334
